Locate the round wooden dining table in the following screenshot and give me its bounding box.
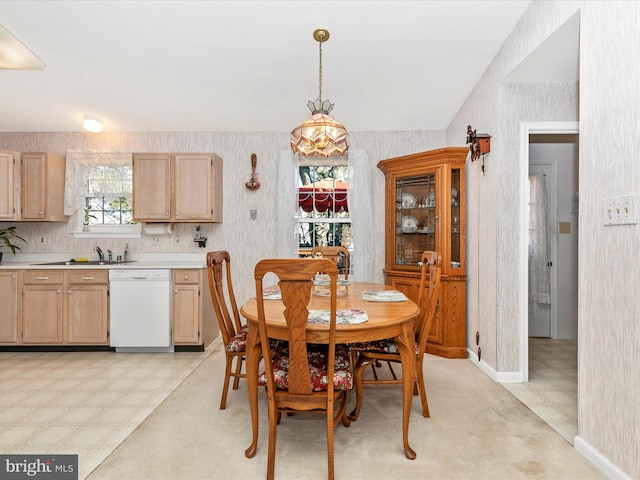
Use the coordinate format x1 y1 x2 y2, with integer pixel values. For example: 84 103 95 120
240 281 420 460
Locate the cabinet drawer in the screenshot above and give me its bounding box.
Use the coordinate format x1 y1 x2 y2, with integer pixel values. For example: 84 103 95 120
23 271 64 284
173 269 201 284
68 270 109 284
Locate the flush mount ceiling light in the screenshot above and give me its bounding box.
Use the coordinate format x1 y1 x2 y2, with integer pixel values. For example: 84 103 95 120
83 115 103 133
0 24 45 70
290 28 349 158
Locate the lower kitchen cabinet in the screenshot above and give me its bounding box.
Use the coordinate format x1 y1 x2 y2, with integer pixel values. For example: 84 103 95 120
22 270 64 344
1 266 218 349
172 269 217 347
67 270 109 344
0 270 21 343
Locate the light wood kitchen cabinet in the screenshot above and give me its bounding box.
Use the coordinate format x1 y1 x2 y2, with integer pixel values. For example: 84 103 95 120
0 150 18 220
378 147 468 359
0 270 21 343
66 270 109 344
133 153 223 223
172 269 217 347
20 152 68 222
22 270 65 344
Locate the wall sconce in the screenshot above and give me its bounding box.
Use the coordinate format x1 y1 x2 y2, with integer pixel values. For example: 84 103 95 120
466 125 491 174
83 115 103 133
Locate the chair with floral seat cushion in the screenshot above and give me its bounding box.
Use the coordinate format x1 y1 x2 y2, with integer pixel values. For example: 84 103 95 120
310 245 350 279
255 257 352 480
349 251 441 421
207 250 248 410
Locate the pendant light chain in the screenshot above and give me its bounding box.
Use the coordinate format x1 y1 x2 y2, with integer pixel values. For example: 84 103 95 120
318 40 323 104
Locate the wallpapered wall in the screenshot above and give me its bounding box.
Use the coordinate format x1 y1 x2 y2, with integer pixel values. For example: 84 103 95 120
0 130 445 308
446 1 639 477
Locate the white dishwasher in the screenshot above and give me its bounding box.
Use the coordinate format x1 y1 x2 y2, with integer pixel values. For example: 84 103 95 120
109 269 173 352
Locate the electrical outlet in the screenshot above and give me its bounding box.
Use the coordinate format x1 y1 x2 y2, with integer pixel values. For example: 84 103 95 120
152 236 160 245
39 236 46 245
250 209 257 220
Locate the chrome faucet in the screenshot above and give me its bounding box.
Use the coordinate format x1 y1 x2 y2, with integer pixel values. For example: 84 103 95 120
95 246 104 262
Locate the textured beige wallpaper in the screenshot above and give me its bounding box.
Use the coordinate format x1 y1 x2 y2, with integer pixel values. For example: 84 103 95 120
446 1 639 477
0 130 445 311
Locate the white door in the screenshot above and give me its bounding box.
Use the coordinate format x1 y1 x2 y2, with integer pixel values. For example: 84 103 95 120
528 164 555 337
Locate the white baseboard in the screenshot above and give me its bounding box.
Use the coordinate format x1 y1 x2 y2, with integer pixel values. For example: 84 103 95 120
574 436 631 480
466 348 525 383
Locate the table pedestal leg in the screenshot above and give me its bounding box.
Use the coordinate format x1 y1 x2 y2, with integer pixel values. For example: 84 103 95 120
245 326 261 458
397 323 417 460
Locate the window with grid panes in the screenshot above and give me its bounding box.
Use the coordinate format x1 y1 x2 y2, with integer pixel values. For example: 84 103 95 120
296 162 352 271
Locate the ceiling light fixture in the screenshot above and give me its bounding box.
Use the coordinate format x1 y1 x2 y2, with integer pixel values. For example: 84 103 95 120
290 28 349 158
83 115 103 133
0 24 45 70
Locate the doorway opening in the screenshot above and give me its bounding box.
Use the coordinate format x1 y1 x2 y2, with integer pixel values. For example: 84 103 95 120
519 121 579 381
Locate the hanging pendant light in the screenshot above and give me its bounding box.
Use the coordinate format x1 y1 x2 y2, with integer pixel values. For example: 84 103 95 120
290 28 349 157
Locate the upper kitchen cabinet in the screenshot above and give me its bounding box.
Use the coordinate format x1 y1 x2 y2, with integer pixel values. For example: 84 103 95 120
20 152 68 222
132 153 223 223
0 150 18 220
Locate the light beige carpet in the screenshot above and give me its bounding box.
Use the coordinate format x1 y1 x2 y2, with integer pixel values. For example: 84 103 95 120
87 349 604 480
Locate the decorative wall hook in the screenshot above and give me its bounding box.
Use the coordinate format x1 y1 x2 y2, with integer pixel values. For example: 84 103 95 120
245 153 261 190
466 125 491 174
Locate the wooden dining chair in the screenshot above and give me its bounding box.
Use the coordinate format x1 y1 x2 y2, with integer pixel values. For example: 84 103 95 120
348 250 441 421
310 245 350 279
206 250 248 410
254 258 353 480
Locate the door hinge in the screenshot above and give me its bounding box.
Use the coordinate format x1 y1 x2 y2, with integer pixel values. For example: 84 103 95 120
547 261 553 267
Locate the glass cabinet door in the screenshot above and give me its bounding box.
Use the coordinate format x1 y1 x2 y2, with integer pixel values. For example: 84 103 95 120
394 172 437 267
450 167 462 270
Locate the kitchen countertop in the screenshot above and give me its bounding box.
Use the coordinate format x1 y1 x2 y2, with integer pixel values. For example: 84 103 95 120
0 253 208 270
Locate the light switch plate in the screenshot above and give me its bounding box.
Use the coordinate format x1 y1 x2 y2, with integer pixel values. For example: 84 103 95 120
603 197 615 226
619 194 638 225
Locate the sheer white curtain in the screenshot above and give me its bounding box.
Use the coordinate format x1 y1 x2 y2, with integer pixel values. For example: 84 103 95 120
528 174 551 304
347 149 375 282
64 151 132 216
275 150 298 258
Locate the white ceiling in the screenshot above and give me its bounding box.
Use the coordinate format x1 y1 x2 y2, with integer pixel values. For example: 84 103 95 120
0 0 537 133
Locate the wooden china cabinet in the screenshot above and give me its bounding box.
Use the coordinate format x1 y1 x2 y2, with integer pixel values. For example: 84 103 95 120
378 147 467 359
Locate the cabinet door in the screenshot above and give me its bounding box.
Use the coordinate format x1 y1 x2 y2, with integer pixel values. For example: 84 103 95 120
66 271 109 344
67 284 109 344
132 153 171 221
0 271 19 343
22 284 64 343
174 154 213 221
20 153 47 220
393 169 441 267
172 270 202 344
0 151 16 220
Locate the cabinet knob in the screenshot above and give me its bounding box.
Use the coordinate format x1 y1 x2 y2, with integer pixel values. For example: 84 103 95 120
184 275 188 280
174 289 178 294
39 211 43 216
57 289 61 294
166 212 170 216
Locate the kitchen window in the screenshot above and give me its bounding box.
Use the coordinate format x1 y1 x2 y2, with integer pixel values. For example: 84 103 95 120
65 151 141 238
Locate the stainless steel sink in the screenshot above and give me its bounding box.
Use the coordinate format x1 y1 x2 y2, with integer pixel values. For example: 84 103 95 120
33 260 137 266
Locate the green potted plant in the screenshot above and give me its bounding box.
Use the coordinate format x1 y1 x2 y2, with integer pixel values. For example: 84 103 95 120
83 207 98 231
0 226 27 264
